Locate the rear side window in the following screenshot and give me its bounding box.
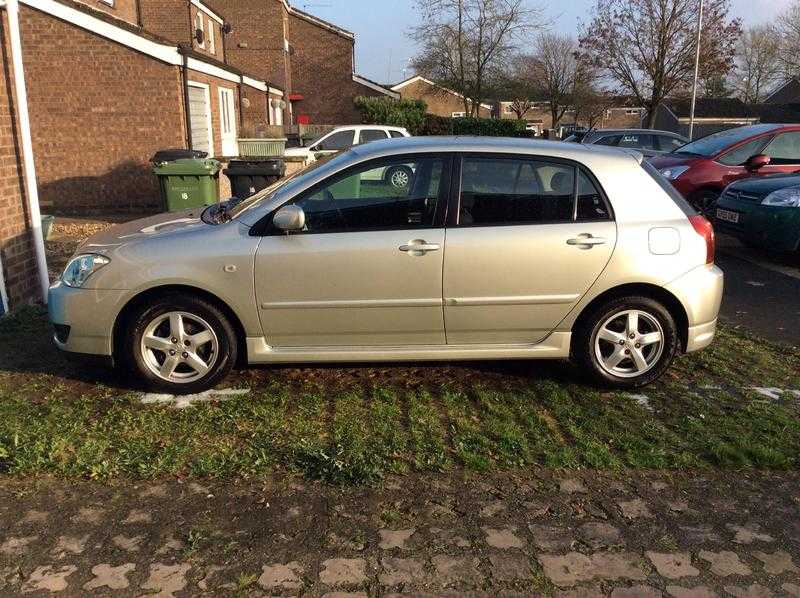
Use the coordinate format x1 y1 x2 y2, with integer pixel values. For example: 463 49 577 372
618 134 658 151
657 136 686 153
389 130 405 138
640 161 697 216
457 156 612 225
359 129 389 144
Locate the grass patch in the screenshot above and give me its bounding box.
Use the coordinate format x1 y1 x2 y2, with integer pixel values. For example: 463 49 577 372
0 308 798 482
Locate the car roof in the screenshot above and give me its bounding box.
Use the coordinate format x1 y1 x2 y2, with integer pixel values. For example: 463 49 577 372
349 135 642 164
332 125 407 131
589 128 684 137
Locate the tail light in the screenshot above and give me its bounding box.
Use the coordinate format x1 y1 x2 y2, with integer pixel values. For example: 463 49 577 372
689 214 715 264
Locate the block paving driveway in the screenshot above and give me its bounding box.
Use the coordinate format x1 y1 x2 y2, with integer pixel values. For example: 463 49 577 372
1 470 798 596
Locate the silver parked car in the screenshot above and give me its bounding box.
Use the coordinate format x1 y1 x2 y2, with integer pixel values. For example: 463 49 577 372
565 128 689 158
49 137 723 393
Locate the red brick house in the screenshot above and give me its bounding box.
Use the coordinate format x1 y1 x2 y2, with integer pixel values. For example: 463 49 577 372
12 0 284 214
391 76 493 119
218 0 398 125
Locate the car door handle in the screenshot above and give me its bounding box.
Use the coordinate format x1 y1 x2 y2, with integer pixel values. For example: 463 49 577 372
567 234 606 247
399 240 440 255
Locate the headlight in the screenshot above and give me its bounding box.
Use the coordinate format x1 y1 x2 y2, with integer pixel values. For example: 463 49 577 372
61 254 110 288
659 165 689 180
762 188 800 208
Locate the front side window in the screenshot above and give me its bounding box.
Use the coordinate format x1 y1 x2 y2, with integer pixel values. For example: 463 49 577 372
763 132 800 165
358 129 389 144
459 157 577 225
287 156 446 233
315 130 354 152
390 130 405 139
658 136 686 153
718 137 770 166
595 135 621 147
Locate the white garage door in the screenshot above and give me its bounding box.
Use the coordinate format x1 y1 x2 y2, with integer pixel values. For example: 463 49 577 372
188 84 213 156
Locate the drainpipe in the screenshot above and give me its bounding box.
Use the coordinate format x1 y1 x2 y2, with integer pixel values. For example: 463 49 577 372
3 0 49 303
180 49 193 149
238 75 244 130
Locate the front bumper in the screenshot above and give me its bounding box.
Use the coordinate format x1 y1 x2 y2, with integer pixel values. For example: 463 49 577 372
48 281 128 356
714 198 800 252
664 264 724 353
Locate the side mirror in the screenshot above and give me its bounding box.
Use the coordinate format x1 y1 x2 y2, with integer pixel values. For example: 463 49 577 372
273 205 305 232
745 154 770 171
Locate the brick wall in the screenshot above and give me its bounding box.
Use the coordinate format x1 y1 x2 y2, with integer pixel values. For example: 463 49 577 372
138 0 189 46
0 11 39 309
189 3 224 62
74 0 139 26
397 79 492 119
288 13 360 124
20 5 187 213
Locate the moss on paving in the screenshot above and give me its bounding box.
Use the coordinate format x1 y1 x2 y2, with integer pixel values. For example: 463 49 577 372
0 308 798 483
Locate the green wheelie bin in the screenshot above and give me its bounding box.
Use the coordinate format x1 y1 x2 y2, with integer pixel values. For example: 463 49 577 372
153 158 221 212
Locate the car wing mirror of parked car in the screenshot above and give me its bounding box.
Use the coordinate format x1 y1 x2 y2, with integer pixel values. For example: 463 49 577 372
273 205 306 233
745 154 770 171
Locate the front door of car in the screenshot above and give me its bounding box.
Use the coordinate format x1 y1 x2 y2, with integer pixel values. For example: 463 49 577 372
716 135 775 188
443 155 617 344
254 154 450 347
759 131 800 175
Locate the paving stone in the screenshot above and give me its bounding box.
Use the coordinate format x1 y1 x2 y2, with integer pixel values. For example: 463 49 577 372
523 500 551 517
378 528 415 549
140 563 190 598
529 524 573 551
83 563 135 590
431 527 471 548
752 549 797 574
680 526 723 544
667 586 718 598
539 552 645 586
652 482 670 491
483 526 525 549
669 501 690 513
618 498 653 519
122 509 153 524
578 522 621 546
726 525 775 545
155 534 185 555
560 478 587 494
320 558 367 587
322 593 369 598
432 555 483 585
554 586 605 598
0 566 22 590
782 583 800 597
488 554 532 581
139 484 168 498
51 534 89 559
71 507 105 525
723 584 773 598
698 550 752 577
196 565 225 591
22 565 77 594
646 552 700 579
257 562 303 590
611 586 662 598
480 501 506 517
0 535 37 556
379 557 426 585
112 534 144 552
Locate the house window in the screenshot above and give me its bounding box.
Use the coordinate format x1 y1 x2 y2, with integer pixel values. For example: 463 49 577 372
625 109 640 115
208 20 216 54
195 12 205 48
99 0 114 5
452 111 466 118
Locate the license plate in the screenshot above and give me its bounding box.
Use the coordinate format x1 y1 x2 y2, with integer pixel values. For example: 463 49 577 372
716 208 739 223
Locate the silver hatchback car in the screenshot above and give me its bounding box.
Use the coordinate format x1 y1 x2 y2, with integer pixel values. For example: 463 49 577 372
49 137 723 393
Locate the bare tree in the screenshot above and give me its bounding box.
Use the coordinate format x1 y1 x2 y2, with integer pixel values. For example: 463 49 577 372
410 0 542 117
733 25 782 103
572 85 612 130
778 1 800 77
579 0 741 129
528 33 589 128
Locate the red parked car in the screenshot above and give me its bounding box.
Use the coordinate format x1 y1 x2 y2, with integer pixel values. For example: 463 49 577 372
649 123 800 212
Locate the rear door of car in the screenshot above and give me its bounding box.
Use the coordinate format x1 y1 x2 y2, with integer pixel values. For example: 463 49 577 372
357 129 390 145
442 154 617 344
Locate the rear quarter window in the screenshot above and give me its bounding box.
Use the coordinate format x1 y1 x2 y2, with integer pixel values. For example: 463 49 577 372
641 161 697 216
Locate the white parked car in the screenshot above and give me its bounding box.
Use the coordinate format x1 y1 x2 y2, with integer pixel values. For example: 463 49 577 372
285 126 412 187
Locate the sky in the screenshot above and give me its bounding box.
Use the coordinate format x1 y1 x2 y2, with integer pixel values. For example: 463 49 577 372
297 0 796 84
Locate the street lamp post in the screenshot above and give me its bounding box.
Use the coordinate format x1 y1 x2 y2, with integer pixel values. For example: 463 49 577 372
688 0 705 141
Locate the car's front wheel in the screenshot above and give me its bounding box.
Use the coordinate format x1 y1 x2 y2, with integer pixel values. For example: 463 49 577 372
384 165 413 189
123 294 237 394
573 296 679 389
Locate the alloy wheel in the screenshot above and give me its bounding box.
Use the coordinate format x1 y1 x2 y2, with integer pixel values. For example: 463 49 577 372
390 169 410 188
140 311 219 384
594 309 664 378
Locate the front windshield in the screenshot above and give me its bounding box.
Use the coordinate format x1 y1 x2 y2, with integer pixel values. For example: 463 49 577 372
226 153 343 219
673 124 778 157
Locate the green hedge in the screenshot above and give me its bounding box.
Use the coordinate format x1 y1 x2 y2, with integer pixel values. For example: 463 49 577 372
420 115 532 137
354 96 427 134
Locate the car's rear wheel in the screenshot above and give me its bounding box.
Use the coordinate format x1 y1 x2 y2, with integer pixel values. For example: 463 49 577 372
123 294 237 394
690 189 719 216
573 296 679 389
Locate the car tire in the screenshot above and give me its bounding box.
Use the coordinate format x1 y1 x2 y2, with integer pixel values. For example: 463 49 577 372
123 294 238 394
384 165 413 189
573 296 679 389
